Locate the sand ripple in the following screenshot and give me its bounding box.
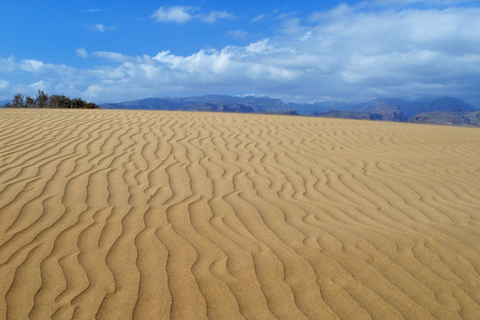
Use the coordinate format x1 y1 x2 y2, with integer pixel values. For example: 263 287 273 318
1 109 480 319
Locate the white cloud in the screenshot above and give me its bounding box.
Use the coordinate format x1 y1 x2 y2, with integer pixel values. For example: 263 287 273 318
19 59 45 72
245 39 272 53
93 51 128 62
83 23 115 32
85 84 103 98
358 0 476 8
252 14 265 22
18 59 71 75
30 80 47 90
0 79 9 89
94 24 115 32
151 6 235 24
95 24 107 32
0 57 16 73
299 31 312 42
198 11 235 23
75 48 89 58
151 6 194 24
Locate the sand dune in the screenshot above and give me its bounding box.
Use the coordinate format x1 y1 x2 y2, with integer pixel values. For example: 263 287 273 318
1 108 480 319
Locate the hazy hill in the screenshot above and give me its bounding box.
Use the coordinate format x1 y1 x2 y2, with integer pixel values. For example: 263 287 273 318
310 103 407 122
409 110 480 127
370 104 407 121
102 95 290 113
288 101 353 114
426 97 475 112
289 97 475 118
102 98 182 110
464 110 480 125
360 98 406 112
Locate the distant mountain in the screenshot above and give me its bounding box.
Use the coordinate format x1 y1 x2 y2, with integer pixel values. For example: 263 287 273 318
290 96 476 118
102 95 290 113
370 104 407 122
101 95 478 127
360 98 408 112
464 110 480 125
426 97 475 113
102 97 181 110
384 97 474 118
310 103 407 122
409 110 480 127
288 101 354 114
401 99 431 118
189 95 290 112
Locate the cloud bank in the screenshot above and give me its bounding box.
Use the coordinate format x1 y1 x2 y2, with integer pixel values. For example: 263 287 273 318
1 4 480 105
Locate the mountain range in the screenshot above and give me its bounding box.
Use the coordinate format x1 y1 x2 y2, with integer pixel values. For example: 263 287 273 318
101 95 292 114
288 97 476 118
409 110 480 126
101 95 479 127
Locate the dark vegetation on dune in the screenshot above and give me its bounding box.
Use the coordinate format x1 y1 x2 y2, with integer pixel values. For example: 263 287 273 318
3 91 99 109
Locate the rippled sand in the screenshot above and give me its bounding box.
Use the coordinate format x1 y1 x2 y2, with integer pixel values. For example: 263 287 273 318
1 108 480 319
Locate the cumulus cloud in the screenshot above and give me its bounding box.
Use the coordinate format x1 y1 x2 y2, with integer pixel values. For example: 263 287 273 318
151 6 194 24
30 80 47 90
0 56 78 97
2 4 480 105
151 6 235 24
18 59 72 75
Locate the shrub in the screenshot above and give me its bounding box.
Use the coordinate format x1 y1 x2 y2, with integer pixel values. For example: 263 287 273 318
4 91 99 109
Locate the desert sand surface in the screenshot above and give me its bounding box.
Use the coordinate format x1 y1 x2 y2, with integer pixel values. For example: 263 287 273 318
1 108 480 320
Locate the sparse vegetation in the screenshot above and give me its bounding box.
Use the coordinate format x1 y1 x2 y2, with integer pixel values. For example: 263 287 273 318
4 91 99 109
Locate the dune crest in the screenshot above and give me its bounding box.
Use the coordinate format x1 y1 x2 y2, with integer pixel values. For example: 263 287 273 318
1 109 480 319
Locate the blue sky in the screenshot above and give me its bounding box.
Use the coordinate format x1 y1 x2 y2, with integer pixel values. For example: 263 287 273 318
1 0 480 105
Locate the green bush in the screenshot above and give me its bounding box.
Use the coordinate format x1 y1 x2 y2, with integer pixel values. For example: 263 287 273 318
4 90 99 109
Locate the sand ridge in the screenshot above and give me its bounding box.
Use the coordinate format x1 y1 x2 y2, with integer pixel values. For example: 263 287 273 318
1 108 480 319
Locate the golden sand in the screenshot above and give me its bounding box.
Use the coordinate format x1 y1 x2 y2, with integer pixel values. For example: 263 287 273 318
1 108 480 319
